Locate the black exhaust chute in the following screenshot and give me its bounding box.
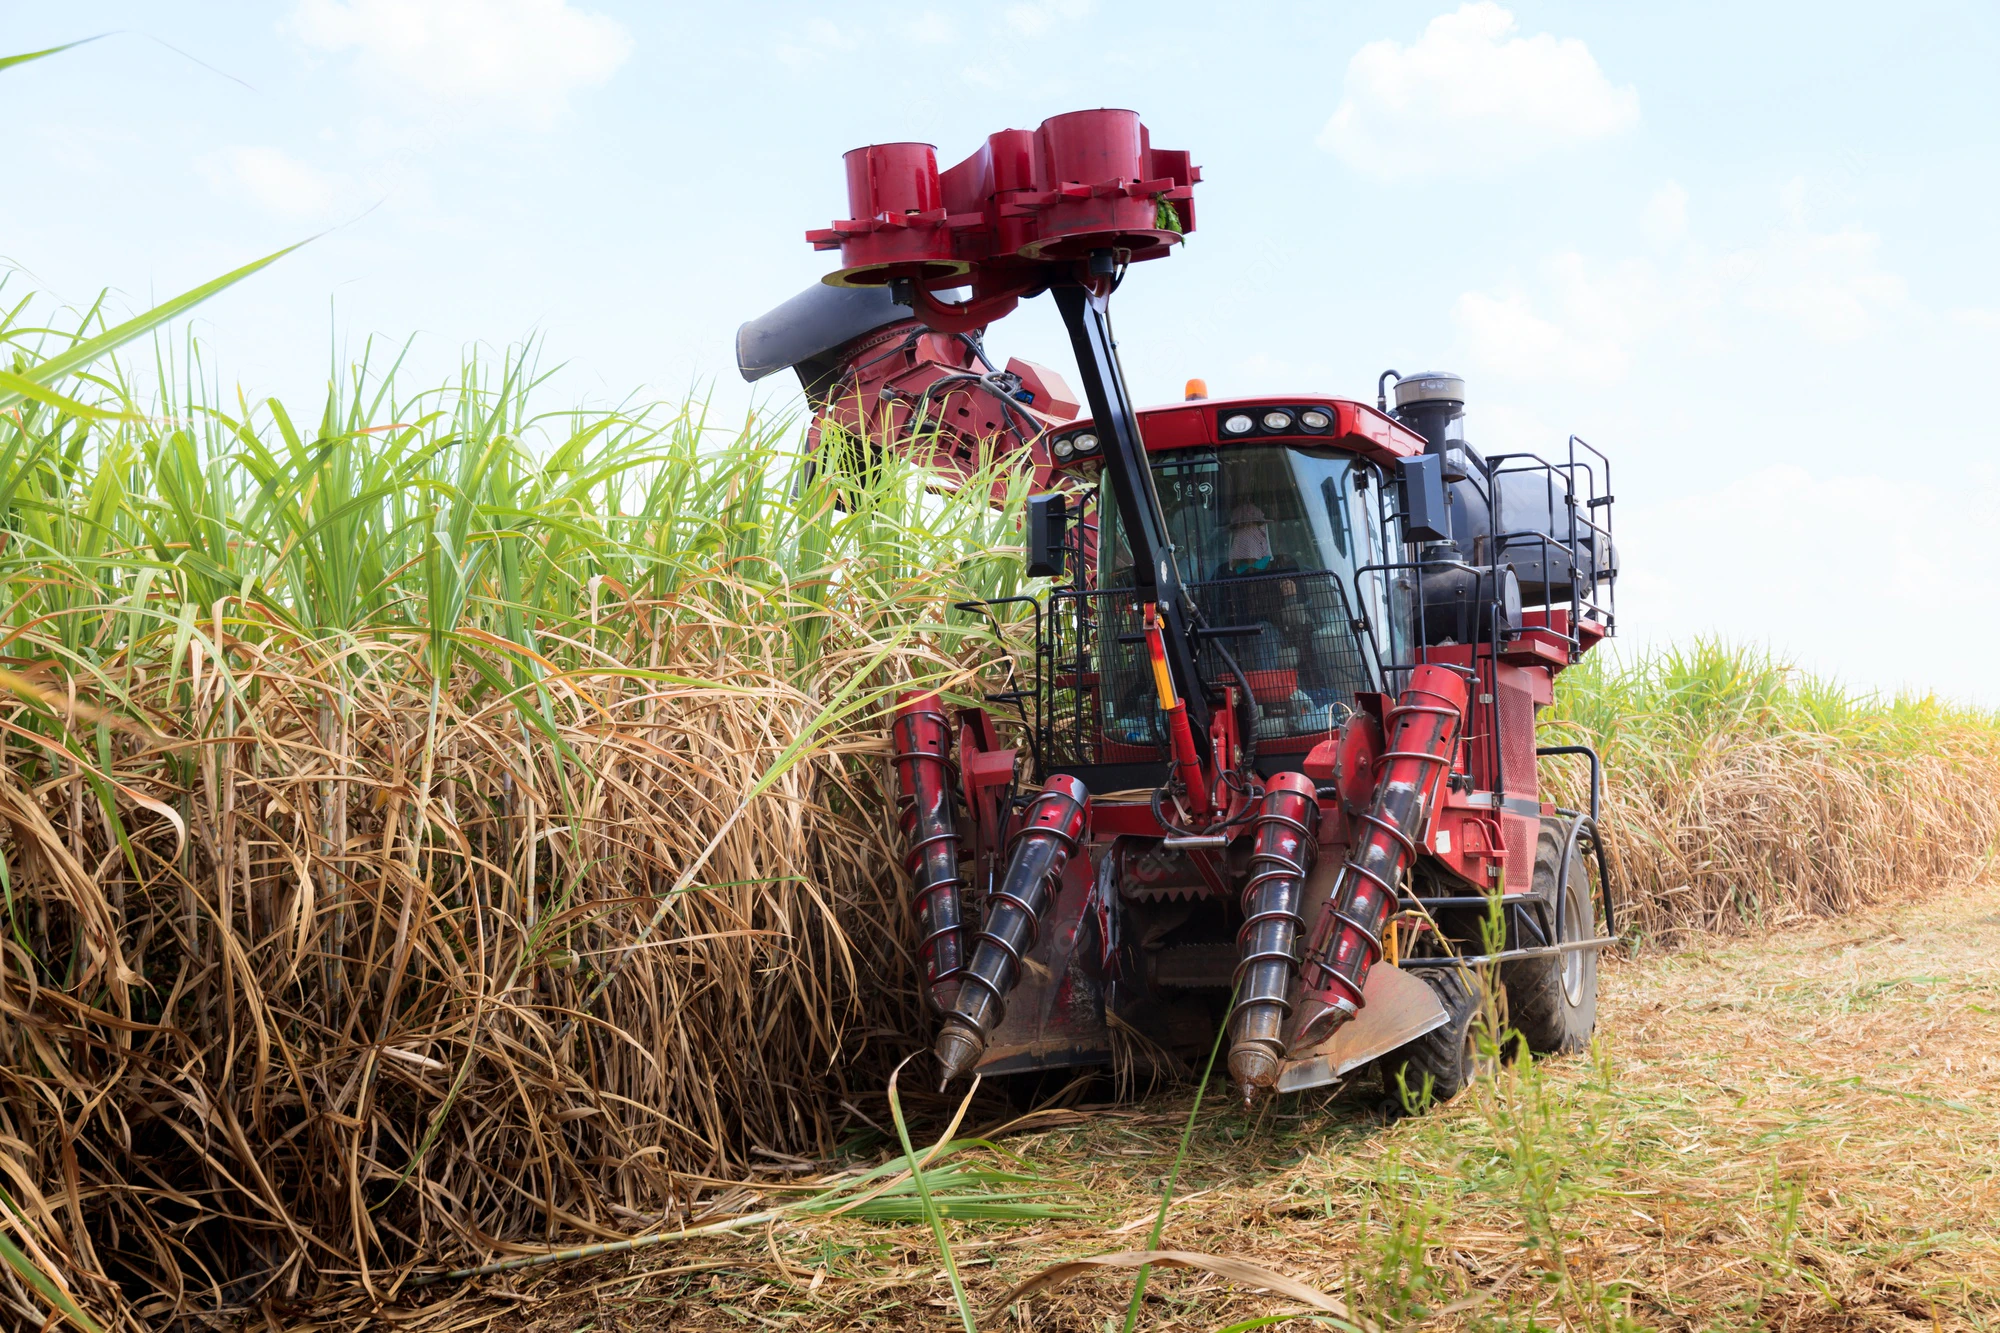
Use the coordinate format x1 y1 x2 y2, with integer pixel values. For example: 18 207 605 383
735 283 909 395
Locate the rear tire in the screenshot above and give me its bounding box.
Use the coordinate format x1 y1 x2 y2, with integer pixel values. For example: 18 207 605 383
1503 820 1599 1055
1377 970 1486 1110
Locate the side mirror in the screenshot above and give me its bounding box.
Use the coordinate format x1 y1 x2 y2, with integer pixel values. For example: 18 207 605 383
1396 454 1453 542
1024 492 1069 579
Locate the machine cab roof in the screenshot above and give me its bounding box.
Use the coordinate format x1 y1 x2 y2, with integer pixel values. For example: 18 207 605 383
1045 395 1429 471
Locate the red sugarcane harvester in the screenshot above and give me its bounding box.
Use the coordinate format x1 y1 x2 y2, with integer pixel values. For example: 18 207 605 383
739 110 1620 1106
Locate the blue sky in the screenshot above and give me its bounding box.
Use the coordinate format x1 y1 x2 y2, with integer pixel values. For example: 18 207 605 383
6 1 1999 702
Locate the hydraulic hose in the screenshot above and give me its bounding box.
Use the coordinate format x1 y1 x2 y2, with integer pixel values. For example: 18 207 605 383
891 692 968 1012
1227 771 1319 1098
934 774 1089 1086
1296 664 1468 1045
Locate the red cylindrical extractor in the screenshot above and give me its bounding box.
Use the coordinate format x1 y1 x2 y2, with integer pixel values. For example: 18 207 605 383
806 111 1196 279
985 128 1040 256
828 144 966 285
984 128 1037 192
844 143 943 218
1020 108 1174 261
1037 108 1146 187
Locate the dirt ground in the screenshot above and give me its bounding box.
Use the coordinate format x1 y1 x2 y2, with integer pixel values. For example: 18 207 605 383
365 878 2000 1332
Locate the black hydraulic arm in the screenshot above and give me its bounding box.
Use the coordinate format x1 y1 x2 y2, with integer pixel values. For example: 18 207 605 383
1052 281 1211 752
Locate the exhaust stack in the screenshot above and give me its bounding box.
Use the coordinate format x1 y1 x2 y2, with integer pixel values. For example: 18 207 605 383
1391 371 1465 456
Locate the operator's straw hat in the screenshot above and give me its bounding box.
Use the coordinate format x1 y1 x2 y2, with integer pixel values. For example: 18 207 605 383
1228 502 1272 563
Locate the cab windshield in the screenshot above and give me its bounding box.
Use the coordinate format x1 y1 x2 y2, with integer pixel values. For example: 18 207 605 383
1099 445 1380 594
1092 445 1407 740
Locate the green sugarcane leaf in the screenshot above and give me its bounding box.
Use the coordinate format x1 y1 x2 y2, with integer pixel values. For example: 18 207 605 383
887 1060 978 1333
0 1184 105 1332
0 369 142 421
0 35 106 73
0 240 313 412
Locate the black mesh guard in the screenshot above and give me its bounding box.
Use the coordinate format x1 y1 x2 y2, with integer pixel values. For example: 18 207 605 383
1047 589 1164 768
1043 570 1373 768
1194 570 1371 754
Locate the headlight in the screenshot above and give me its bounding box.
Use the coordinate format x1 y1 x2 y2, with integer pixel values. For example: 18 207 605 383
1222 413 1254 435
1298 408 1332 432
1053 438 1075 459
1072 432 1099 453
1261 409 1293 431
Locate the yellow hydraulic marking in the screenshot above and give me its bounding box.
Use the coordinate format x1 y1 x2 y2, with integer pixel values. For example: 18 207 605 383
1143 602 1178 710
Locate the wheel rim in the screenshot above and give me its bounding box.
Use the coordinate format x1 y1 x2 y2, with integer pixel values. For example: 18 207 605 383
1560 853 1589 1006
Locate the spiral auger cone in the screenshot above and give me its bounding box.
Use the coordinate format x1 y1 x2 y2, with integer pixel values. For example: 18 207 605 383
1295 664 1469 1048
891 693 969 1013
932 774 1089 1088
1227 772 1320 1103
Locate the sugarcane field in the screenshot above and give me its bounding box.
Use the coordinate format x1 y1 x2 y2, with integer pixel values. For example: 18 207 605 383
4 6 1999 1331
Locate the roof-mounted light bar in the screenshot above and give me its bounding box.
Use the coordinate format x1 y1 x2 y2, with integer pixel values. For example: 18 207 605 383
1215 404 1340 440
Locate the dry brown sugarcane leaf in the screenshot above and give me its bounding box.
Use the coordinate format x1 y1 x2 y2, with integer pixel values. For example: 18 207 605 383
987 1248 1357 1320
0 665 162 743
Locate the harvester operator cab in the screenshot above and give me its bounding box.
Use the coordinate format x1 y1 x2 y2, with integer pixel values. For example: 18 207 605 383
1084 437 1394 752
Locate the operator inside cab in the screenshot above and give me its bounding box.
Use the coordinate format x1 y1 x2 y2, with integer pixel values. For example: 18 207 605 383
1218 502 1298 579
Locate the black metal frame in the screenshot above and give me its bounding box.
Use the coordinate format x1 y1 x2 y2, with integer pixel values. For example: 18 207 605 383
1395 745 1615 970
1052 283 1210 751
1538 743 1617 938
955 594 1045 778
1344 435 1615 972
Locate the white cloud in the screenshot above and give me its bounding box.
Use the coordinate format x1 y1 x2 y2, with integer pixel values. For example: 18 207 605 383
1321 3 1638 180
292 0 631 127
1454 251 1689 382
1641 181 1687 246
1454 182 1906 380
1454 289 1621 382
1734 222 1907 343
198 146 340 218
1463 402 1557 454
